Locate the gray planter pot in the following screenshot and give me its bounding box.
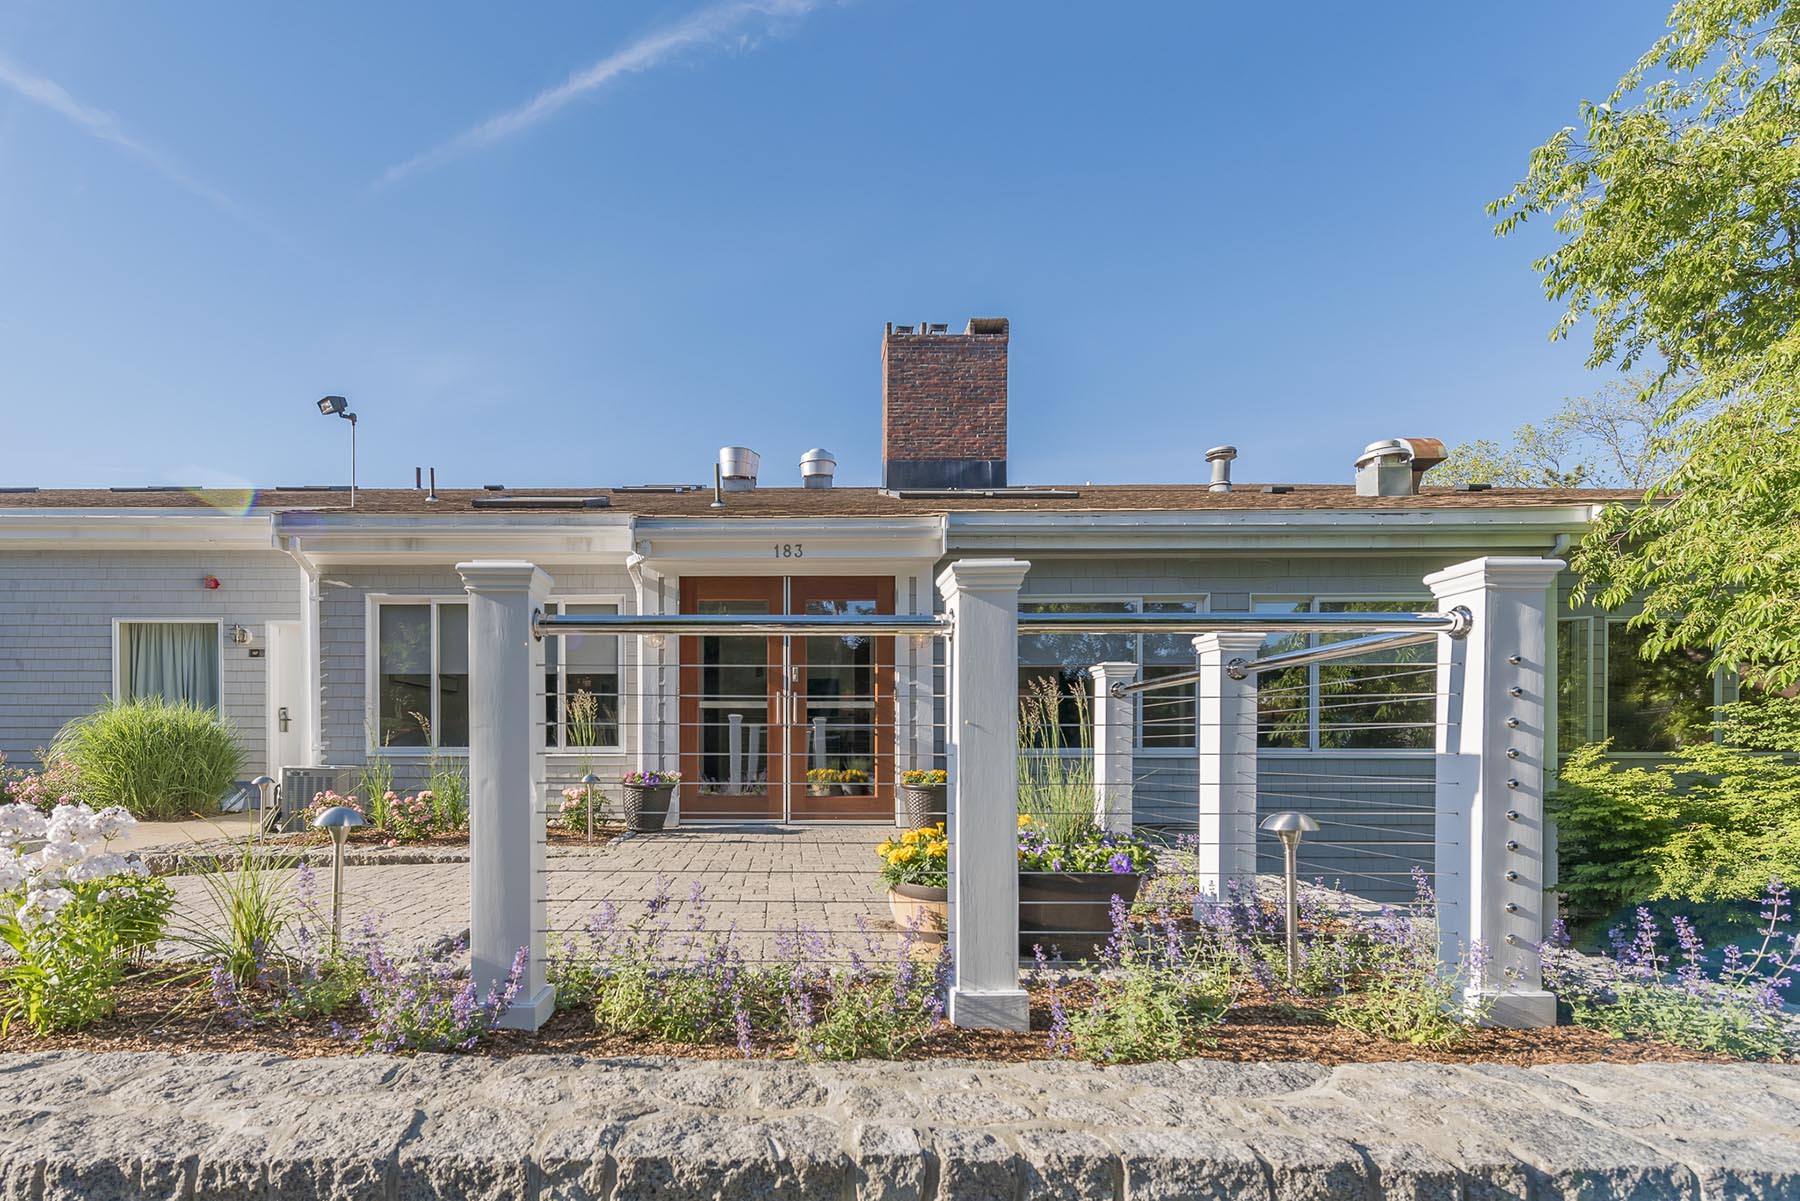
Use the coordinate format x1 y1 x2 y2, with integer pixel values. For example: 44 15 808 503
900 783 947 829
622 783 675 833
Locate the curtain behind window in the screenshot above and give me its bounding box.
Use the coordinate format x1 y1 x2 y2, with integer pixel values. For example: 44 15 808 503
122 623 220 709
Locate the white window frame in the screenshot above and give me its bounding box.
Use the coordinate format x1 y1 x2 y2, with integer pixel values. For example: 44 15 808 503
365 595 470 756
1016 593 1211 755
111 618 226 708
544 595 626 754
1248 592 1436 757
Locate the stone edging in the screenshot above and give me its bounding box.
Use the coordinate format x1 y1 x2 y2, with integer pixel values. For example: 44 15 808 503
0 1051 1795 1199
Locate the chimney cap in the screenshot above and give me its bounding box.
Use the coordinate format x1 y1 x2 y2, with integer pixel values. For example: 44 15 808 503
965 317 1009 336
1204 445 1238 462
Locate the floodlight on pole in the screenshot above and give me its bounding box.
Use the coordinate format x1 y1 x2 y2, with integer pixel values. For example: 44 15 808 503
316 396 358 508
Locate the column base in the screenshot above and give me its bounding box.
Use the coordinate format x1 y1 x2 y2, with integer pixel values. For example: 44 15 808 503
498 984 557 1032
948 987 1030 1031
1474 988 1557 1030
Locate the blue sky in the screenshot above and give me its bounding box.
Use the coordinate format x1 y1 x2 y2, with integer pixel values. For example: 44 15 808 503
0 2 1669 491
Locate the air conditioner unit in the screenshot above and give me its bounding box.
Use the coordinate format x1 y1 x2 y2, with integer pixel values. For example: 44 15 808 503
278 766 340 833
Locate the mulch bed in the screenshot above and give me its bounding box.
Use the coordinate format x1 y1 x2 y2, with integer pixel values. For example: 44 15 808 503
0 967 1728 1067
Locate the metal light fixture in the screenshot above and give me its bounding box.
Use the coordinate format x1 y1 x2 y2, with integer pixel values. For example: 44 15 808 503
312 803 366 948
580 772 601 843
251 775 277 832
316 395 358 508
1260 811 1320 987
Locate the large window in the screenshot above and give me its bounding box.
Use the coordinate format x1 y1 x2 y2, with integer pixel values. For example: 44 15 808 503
1604 621 1716 752
1017 597 1206 749
544 600 622 749
373 601 468 749
117 621 221 709
1253 597 1435 751
1556 618 1593 757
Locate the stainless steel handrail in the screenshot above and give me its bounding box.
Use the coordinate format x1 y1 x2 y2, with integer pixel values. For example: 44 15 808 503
534 608 1471 640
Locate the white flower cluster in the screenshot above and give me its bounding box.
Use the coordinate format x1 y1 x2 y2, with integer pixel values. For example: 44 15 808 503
0 802 143 929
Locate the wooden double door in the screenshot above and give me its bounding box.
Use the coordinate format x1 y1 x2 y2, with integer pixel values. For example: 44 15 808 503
677 576 896 822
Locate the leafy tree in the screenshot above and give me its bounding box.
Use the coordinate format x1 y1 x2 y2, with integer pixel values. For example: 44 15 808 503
1435 373 1688 489
1550 699 1800 916
1492 0 1800 688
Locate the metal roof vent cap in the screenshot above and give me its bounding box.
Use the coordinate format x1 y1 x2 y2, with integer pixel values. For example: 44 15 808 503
1204 445 1237 493
1355 437 1446 497
718 446 760 492
800 448 836 489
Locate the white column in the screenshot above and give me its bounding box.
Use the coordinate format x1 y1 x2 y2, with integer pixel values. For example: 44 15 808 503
1425 556 1563 1029
1089 662 1136 834
937 557 1031 1031
1194 633 1264 901
458 560 555 1031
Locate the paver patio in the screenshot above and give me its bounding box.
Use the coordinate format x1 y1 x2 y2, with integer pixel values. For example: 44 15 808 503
164 824 898 963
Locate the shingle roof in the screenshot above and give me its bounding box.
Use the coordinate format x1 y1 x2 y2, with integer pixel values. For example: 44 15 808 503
0 484 1636 517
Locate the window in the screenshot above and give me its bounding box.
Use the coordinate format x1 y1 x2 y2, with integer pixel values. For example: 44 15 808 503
544 600 621 749
374 601 468 749
117 622 220 709
1017 597 1206 748
1253 597 1435 751
1604 621 1716 752
1556 618 1594 755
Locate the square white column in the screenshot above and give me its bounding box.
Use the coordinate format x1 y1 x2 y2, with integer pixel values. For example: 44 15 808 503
937 557 1031 1031
1426 556 1564 1029
1089 661 1137 834
458 560 555 1031
1194 633 1265 900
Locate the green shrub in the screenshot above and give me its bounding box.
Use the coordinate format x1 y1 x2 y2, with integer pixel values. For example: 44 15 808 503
51 698 244 820
1550 698 1800 917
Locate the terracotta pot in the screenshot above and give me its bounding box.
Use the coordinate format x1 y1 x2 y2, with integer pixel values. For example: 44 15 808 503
886 882 948 941
622 783 675 833
1018 871 1142 958
900 783 947 829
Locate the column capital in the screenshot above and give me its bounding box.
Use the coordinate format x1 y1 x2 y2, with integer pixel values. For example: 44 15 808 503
1088 661 1138 687
1423 556 1565 598
457 561 552 596
1192 631 1267 659
935 558 1031 600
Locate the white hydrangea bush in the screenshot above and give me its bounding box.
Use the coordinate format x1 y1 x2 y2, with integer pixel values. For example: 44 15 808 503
0 801 172 1034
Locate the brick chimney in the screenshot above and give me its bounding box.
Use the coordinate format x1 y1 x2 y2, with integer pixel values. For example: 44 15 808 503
881 318 1008 489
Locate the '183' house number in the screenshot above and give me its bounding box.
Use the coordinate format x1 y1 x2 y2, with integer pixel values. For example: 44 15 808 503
774 543 804 559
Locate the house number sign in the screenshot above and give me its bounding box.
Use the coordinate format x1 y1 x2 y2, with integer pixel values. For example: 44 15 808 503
773 543 805 559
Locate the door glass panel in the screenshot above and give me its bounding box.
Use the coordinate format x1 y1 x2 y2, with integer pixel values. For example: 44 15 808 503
697 599 770 795
801 599 876 794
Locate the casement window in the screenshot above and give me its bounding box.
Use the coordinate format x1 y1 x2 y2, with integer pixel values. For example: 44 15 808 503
372 601 468 750
1017 597 1206 749
1555 618 1594 757
1554 616 1745 755
115 621 222 710
544 600 622 750
1252 597 1435 752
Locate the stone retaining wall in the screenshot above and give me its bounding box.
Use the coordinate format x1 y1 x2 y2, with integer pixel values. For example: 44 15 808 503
0 1051 1795 1199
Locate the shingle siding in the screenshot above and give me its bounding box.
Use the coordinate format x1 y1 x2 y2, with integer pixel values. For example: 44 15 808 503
0 550 301 772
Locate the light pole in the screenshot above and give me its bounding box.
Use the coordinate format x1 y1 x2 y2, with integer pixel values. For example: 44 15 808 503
580 772 601 843
251 775 277 833
316 396 358 508
1259 811 1320 987
312 804 366 949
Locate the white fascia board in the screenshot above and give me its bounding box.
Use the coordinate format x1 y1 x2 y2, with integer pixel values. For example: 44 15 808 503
0 510 278 551
945 507 1602 553
631 516 946 574
272 511 636 565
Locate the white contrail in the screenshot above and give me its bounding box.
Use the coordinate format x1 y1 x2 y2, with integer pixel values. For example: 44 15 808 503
0 53 242 216
377 0 826 188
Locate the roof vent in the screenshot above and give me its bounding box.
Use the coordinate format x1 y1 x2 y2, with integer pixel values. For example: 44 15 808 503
800 448 836 490
1354 437 1447 497
718 447 760 492
1204 445 1237 493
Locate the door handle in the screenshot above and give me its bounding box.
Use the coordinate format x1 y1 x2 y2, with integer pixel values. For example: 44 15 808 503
277 706 291 733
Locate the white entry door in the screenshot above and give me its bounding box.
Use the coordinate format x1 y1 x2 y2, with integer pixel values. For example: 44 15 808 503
264 621 308 776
